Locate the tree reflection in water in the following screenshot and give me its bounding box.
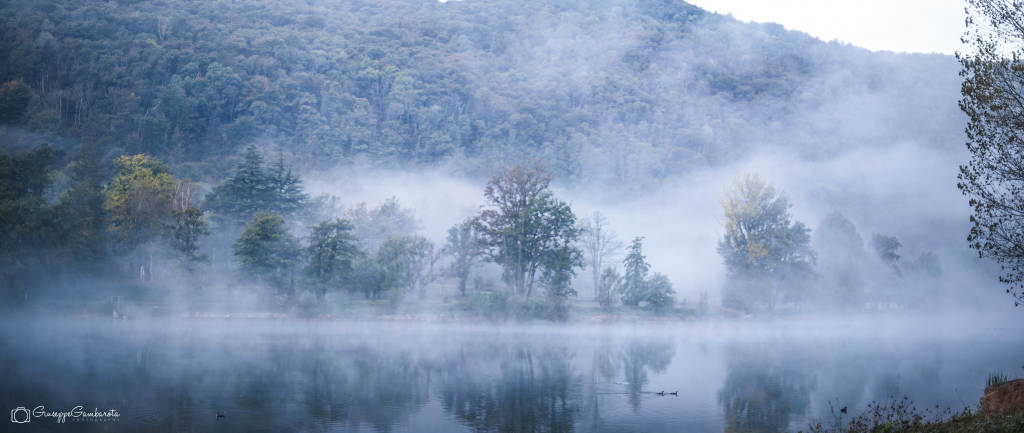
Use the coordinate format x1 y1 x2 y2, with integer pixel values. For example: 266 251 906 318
620 341 674 412
438 343 582 433
718 345 816 433
437 338 676 433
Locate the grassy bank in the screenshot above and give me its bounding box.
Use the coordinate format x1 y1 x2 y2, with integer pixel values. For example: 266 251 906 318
803 397 1024 433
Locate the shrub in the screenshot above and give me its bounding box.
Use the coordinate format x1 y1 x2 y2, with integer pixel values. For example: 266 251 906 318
465 291 509 317
987 372 1009 388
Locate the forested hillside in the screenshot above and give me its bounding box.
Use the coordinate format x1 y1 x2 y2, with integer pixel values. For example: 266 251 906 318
0 0 961 185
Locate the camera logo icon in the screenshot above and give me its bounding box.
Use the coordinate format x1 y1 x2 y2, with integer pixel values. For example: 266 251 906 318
10 407 30 424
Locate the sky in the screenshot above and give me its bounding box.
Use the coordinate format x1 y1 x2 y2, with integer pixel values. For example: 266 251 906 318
687 0 967 54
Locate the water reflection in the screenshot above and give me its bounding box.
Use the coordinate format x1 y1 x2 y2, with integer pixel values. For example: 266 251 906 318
0 320 1020 433
617 341 675 411
718 346 816 433
439 345 582 432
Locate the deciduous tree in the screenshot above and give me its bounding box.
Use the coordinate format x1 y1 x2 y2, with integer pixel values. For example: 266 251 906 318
957 0 1024 305
717 174 814 311
579 211 623 299
105 154 175 280
443 219 482 296
474 163 583 297
305 218 360 301
234 212 301 296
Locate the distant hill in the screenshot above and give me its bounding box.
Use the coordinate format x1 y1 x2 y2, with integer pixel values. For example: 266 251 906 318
0 0 963 184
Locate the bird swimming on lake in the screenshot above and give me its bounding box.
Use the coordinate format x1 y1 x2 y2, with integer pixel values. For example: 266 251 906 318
669 391 678 396
840 407 847 414
656 391 665 396
216 411 226 420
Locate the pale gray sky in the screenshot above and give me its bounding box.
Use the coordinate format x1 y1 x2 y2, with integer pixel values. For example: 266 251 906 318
687 0 967 54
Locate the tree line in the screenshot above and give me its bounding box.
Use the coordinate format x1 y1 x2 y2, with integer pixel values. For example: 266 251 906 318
0 143 681 314
2 140 950 314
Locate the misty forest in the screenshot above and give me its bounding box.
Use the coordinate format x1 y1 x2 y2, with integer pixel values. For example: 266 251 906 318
2 0 1024 432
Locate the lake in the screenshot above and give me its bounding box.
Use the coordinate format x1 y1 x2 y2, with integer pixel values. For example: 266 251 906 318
1 316 1020 432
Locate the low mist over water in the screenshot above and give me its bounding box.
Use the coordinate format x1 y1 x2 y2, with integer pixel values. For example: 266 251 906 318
2 316 1021 433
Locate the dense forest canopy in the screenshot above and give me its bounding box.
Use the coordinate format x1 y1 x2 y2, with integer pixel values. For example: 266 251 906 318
0 0 961 187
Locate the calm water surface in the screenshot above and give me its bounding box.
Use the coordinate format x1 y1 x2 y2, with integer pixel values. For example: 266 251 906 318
0 317 1020 432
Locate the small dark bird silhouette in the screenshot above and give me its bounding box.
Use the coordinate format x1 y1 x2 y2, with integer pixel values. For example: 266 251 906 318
669 391 678 396
216 411 226 420
656 391 665 396
840 407 847 414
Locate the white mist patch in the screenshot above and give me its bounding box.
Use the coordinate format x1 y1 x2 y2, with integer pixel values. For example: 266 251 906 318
304 165 485 245
301 137 993 307
563 140 982 303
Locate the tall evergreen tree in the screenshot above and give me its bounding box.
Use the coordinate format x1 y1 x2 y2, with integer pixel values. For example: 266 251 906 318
619 237 674 310
205 146 308 226
621 237 650 306
204 145 272 226
268 153 309 217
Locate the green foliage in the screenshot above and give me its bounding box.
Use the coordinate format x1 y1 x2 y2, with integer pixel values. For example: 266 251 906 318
0 0 958 187
464 291 569 321
718 174 815 311
53 143 108 266
204 146 308 226
375 235 435 298
509 296 570 321
539 204 583 300
443 219 482 296
0 79 32 124
0 144 56 299
233 212 301 295
465 291 511 318
644 273 675 312
619 237 675 310
171 207 209 272
105 154 175 280
351 255 386 300
475 163 583 297
267 154 309 218
305 218 360 300
621 237 651 306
